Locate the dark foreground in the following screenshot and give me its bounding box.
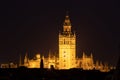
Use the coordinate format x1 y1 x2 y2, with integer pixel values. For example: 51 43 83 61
0 68 116 80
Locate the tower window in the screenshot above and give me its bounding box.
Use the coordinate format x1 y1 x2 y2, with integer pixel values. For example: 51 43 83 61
64 39 65 44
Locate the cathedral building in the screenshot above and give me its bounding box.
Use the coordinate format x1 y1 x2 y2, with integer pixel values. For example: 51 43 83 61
21 14 112 72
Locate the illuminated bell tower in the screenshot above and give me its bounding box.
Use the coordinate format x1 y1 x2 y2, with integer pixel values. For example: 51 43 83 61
59 14 76 69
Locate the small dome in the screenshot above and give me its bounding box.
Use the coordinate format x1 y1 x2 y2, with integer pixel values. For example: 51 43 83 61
36 54 40 59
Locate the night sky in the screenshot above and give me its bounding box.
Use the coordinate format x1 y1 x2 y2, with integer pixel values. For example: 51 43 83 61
0 0 119 66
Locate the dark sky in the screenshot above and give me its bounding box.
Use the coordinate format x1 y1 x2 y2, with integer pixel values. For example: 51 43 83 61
0 0 119 66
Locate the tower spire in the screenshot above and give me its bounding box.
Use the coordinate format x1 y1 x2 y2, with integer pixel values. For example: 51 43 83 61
24 52 28 63
90 53 93 58
48 50 51 59
63 12 71 32
66 11 69 16
19 54 22 67
83 52 86 58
